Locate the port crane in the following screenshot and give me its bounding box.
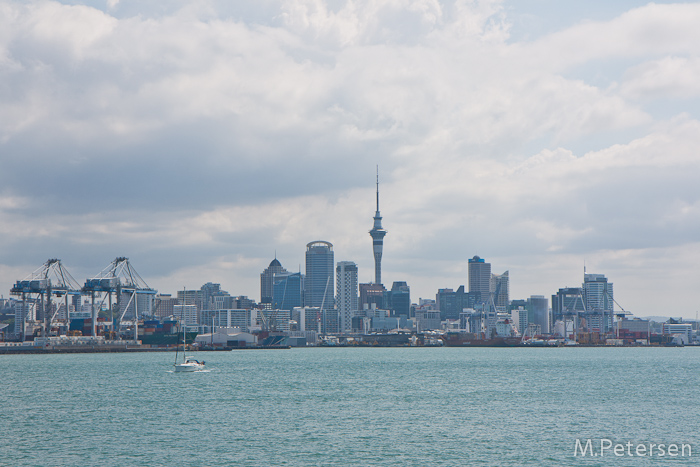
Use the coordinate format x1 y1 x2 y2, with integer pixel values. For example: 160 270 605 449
10 259 81 341
82 257 156 342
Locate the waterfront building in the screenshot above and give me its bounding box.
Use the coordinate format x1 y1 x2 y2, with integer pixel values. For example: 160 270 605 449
194 328 257 347
272 272 304 311
389 281 410 317
369 169 387 284
415 309 441 332
260 257 288 305
305 241 334 311
200 309 256 332
336 261 358 333
662 322 693 343
370 308 403 332
258 309 291 332
468 256 491 305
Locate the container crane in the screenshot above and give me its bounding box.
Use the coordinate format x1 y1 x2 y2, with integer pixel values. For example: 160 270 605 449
10 259 81 341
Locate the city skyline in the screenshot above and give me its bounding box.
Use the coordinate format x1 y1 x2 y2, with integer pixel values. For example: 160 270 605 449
1 1 700 318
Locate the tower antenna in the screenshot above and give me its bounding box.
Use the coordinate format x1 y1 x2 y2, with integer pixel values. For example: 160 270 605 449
376 165 379 212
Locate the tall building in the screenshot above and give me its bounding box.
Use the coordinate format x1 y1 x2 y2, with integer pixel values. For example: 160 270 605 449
260 257 288 304
468 256 491 304
336 261 358 333
272 272 304 311
305 241 334 310
436 285 471 321
583 274 613 312
200 282 226 311
359 283 387 310
490 271 509 312
583 273 614 332
529 295 550 335
389 281 410 317
369 169 387 284
552 287 585 323
154 294 177 319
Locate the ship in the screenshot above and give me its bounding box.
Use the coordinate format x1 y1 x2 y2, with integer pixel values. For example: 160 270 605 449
443 332 522 347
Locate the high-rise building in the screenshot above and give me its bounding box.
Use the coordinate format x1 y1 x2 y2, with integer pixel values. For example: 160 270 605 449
490 271 509 312
305 241 334 310
551 287 585 323
583 273 614 332
154 294 177 319
436 286 472 321
468 256 491 304
359 282 387 310
583 274 613 312
260 258 288 304
389 281 410 317
369 169 387 285
529 295 550 335
272 272 304 311
336 261 358 333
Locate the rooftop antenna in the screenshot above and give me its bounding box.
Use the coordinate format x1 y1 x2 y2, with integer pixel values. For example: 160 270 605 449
376 165 380 213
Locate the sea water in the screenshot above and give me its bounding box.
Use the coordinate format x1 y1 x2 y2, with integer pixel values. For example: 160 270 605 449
1 347 698 466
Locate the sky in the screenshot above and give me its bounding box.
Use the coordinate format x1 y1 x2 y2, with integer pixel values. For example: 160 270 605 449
1 0 699 318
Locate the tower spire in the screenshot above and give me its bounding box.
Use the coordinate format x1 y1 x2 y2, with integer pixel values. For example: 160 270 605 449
369 166 387 284
376 165 379 213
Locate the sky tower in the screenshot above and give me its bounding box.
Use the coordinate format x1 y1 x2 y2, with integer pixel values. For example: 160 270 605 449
369 167 387 284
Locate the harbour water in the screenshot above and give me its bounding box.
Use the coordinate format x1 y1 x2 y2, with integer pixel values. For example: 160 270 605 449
1 347 698 466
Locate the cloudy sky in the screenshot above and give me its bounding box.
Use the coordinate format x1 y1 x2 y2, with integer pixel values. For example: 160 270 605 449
1 0 699 318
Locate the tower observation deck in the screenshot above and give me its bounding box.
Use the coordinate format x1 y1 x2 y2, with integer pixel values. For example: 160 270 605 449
369 168 387 284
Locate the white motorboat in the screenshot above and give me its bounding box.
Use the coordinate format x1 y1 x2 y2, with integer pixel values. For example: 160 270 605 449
175 356 205 372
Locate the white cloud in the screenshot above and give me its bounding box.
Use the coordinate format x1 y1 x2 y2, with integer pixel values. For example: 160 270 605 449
619 56 700 100
1 1 700 317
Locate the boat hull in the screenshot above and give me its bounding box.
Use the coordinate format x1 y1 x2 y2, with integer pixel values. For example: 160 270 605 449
443 333 521 347
174 361 205 372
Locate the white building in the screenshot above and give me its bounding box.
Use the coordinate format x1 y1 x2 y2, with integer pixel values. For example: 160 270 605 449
662 323 693 343
200 309 256 332
336 261 358 333
415 309 441 332
194 328 257 347
511 307 529 335
173 304 198 326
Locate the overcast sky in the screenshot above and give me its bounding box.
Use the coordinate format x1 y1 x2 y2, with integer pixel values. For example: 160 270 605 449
1 0 699 318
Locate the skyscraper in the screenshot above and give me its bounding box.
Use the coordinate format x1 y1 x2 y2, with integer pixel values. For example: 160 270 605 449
468 256 491 304
336 261 358 333
260 257 288 305
389 281 410 317
583 273 614 332
369 168 387 284
272 272 304 311
583 274 614 312
490 271 509 312
305 241 334 310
